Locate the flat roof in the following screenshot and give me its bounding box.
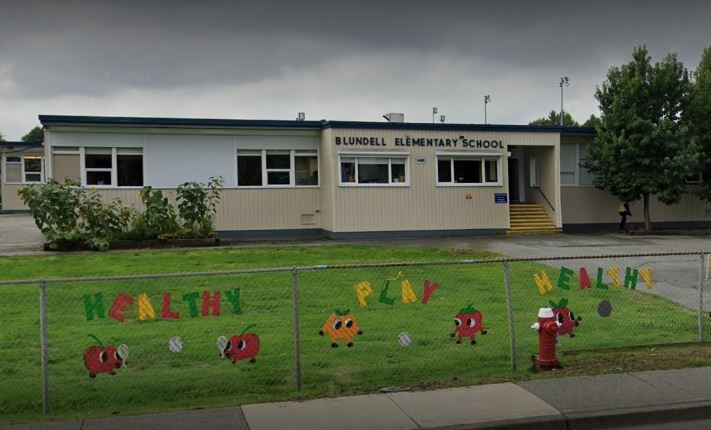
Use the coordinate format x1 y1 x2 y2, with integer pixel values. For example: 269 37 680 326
38 114 595 135
0 141 43 148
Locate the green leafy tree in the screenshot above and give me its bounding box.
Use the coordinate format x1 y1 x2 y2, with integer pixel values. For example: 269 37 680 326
688 47 711 200
582 114 602 129
583 46 695 232
529 110 580 127
22 126 43 142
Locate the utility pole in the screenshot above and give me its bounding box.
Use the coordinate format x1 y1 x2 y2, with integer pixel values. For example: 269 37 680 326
559 77 569 126
484 95 491 124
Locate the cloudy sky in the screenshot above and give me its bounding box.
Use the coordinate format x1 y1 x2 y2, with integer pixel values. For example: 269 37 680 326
1 0 709 139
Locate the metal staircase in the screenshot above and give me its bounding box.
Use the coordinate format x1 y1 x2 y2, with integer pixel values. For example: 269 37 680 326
508 203 561 234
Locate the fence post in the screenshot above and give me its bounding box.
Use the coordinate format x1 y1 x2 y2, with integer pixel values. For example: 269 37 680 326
502 261 517 372
699 253 705 342
290 266 302 392
39 280 49 415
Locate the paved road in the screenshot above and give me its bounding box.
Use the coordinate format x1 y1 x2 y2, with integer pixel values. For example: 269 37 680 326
0 213 43 255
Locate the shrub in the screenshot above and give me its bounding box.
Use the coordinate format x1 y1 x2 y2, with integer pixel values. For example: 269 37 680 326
19 180 133 250
136 186 179 239
176 177 224 237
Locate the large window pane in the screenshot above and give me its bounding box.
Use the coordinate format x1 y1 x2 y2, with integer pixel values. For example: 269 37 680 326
358 159 388 184
117 155 143 186
437 159 452 182
453 159 482 183
341 158 356 183
5 164 21 182
25 173 42 182
86 171 112 186
267 171 290 185
484 159 498 183
295 155 318 185
560 172 576 185
560 144 576 173
266 152 290 169
85 153 112 169
391 159 406 183
238 155 262 186
24 158 41 173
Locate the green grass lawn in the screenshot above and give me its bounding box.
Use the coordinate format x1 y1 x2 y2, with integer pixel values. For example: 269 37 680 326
0 246 706 423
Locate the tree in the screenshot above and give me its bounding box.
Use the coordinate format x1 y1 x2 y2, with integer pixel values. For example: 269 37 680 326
582 114 602 129
22 126 43 143
529 110 580 127
688 47 711 200
0 132 5 142
583 46 695 232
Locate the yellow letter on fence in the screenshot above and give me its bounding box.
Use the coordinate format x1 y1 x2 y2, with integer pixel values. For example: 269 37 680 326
401 279 417 304
534 271 554 295
137 293 156 321
607 267 622 288
355 281 374 308
640 268 653 289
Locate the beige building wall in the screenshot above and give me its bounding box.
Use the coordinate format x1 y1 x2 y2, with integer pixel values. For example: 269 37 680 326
561 187 711 225
324 128 559 233
95 188 320 232
1 184 27 211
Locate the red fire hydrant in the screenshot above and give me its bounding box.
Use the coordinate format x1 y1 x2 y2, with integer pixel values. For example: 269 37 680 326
531 307 562 370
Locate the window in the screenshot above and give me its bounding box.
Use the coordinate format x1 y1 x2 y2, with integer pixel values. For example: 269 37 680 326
117 148 143 187
295 151 318 185
560 143 594 186
338 154 409 186
83 147 143 187
437 155 501 185
3 156 43 183
237 149 319 187
560 144 576 185
578 144 593 186
24 157 43 182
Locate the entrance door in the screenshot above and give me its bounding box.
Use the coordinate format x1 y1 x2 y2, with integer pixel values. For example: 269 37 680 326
508 158 520 203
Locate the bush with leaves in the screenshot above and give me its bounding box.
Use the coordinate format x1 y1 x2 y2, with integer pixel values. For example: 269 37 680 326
176 176 224 237
18 180 134 250
133 186 179 239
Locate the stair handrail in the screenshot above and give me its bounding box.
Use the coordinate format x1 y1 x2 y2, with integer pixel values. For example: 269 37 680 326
532 186 555 213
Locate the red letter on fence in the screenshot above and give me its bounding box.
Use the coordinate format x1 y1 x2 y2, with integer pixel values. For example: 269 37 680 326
109 292 134 322
421 280 439 304
202 291 221 316
579 268 592 289
161 293 180 320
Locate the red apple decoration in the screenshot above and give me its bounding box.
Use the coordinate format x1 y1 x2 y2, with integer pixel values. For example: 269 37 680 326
451 303 487 345
223 324 260 363
550 298 581 337
83 334 126 377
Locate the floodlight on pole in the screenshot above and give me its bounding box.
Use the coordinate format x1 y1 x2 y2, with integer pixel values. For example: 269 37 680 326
484 95 491 124
432 107 438 124
559 77 569 126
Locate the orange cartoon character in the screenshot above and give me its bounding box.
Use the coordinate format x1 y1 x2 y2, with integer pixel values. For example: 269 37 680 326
319 309 363 348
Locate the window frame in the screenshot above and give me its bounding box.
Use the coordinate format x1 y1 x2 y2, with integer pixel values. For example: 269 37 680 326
2 155 44 184
337 152 410 187
236 149 320 189
560 143 595 187
79 147 144 188
435 152 503 187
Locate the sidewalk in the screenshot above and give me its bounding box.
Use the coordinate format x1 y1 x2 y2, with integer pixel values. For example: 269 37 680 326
4 366 711 430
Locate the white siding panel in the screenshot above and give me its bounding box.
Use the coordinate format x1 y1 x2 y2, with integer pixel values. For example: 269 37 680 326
51 132 143 148
143 134 238 187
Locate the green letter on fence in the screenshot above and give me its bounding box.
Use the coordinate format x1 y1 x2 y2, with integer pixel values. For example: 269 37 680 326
224 288 242 314
182 292 201 317
557 266 574 290
83 293 106 321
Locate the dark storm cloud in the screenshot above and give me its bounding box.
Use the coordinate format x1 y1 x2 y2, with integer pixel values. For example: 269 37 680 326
1 0 710 137
2 0 709 98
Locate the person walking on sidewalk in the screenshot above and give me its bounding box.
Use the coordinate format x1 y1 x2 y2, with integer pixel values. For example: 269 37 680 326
618 201 631 231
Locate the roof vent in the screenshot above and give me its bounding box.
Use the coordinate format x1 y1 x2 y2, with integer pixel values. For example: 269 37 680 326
296 112 306 121
383 113 404 123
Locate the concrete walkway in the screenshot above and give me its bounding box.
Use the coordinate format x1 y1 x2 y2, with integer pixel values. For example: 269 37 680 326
0 213 44 255
5 366 711 430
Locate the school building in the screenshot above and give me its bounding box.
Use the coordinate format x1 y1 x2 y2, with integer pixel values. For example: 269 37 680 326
1 114 710 238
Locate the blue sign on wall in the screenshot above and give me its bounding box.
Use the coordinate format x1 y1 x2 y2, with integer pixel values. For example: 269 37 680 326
494 193 508 204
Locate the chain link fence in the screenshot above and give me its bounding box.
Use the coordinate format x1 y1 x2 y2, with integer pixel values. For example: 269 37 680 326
1 252 709 421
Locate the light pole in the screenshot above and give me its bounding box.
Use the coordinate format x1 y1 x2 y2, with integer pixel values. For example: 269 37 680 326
432 107 438 124
484 95 491 124
559 77 569 126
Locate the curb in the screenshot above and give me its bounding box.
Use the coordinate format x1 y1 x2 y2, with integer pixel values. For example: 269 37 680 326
563 400 711 429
